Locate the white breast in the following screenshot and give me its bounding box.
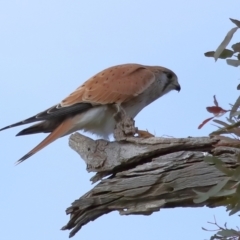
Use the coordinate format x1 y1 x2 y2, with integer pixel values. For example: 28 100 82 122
69 102 144 140
70 105 116 139
71 81 164 139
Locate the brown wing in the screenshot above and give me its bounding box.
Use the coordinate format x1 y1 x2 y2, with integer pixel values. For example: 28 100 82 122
61 64 155 106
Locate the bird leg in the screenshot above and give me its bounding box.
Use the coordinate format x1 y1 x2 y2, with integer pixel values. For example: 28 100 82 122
113 105 155 140
113 105 138 140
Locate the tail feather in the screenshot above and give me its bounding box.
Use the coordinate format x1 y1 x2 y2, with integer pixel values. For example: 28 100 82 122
15 118 74 164
0 115 41 132
0 103 92 132
16 122 54 136
16 125 46 136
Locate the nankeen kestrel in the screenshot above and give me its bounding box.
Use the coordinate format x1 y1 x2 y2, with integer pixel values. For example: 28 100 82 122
0 63 180 163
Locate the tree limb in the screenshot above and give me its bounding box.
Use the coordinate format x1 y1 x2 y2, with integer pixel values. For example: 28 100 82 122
61 132 239 238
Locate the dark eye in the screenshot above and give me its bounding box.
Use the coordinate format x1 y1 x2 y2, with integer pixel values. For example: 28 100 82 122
166 72 173 79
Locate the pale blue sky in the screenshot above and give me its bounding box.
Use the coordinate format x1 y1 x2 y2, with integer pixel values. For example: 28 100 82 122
0 1 239 239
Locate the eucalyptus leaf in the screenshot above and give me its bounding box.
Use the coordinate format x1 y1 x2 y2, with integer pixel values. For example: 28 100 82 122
226 117 236 124
192 189 206 196
232 166 240 181
193 194 209 203
212 119 229 127
215 189 236 197
230 18 240 28
230 110 240 118
229 203 240 215
230 96 240 118
214 162 235 177
232 42 240 52
204 156 218 163
214 27 238 61
236 182 240 196
205 49 234 59
226 59 240 67
206 178 230 197
217 229 239 237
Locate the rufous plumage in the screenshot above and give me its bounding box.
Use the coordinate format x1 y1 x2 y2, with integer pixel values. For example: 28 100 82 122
0 63 181 164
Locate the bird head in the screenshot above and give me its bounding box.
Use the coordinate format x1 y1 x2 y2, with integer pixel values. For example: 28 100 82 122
156 67 181 94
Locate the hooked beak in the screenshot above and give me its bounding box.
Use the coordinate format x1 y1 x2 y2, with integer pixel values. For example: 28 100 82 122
174 84 181 92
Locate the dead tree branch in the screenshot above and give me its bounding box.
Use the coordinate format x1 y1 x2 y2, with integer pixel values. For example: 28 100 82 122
61 132 239 238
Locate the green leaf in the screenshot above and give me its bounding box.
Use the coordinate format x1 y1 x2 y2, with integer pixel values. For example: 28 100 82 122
215 189 236 197
206 178 230 197
209 235 218 240
214 27 238 61
232 42 240 52
205 156 236 176
229 203 240 215
205 155 235 177
193 190 209 203
226 117 236 124
217 229 239 237
232 166 240 181
204 51 215 57
223 121 240 129
210 121 240 137
210 128 230 136
212 119 229 127
230 111 240 119
219 49 234 59
226 59 240 67
230 18 240 28
230 96 240 118
193 178 230 204
204 156 218 164
204 156 222 165
205 49 234 59
215 164 235 177
236 181 240 195
193 189 207 196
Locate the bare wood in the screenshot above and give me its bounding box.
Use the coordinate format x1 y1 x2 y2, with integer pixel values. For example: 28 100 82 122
62 132 239 238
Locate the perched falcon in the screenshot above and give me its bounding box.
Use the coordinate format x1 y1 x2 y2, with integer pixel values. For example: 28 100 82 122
0 63 180 164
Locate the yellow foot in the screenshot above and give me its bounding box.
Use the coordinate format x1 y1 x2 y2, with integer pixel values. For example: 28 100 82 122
137 129 155 138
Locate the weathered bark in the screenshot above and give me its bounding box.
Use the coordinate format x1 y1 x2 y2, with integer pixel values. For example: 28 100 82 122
61 132 239 238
